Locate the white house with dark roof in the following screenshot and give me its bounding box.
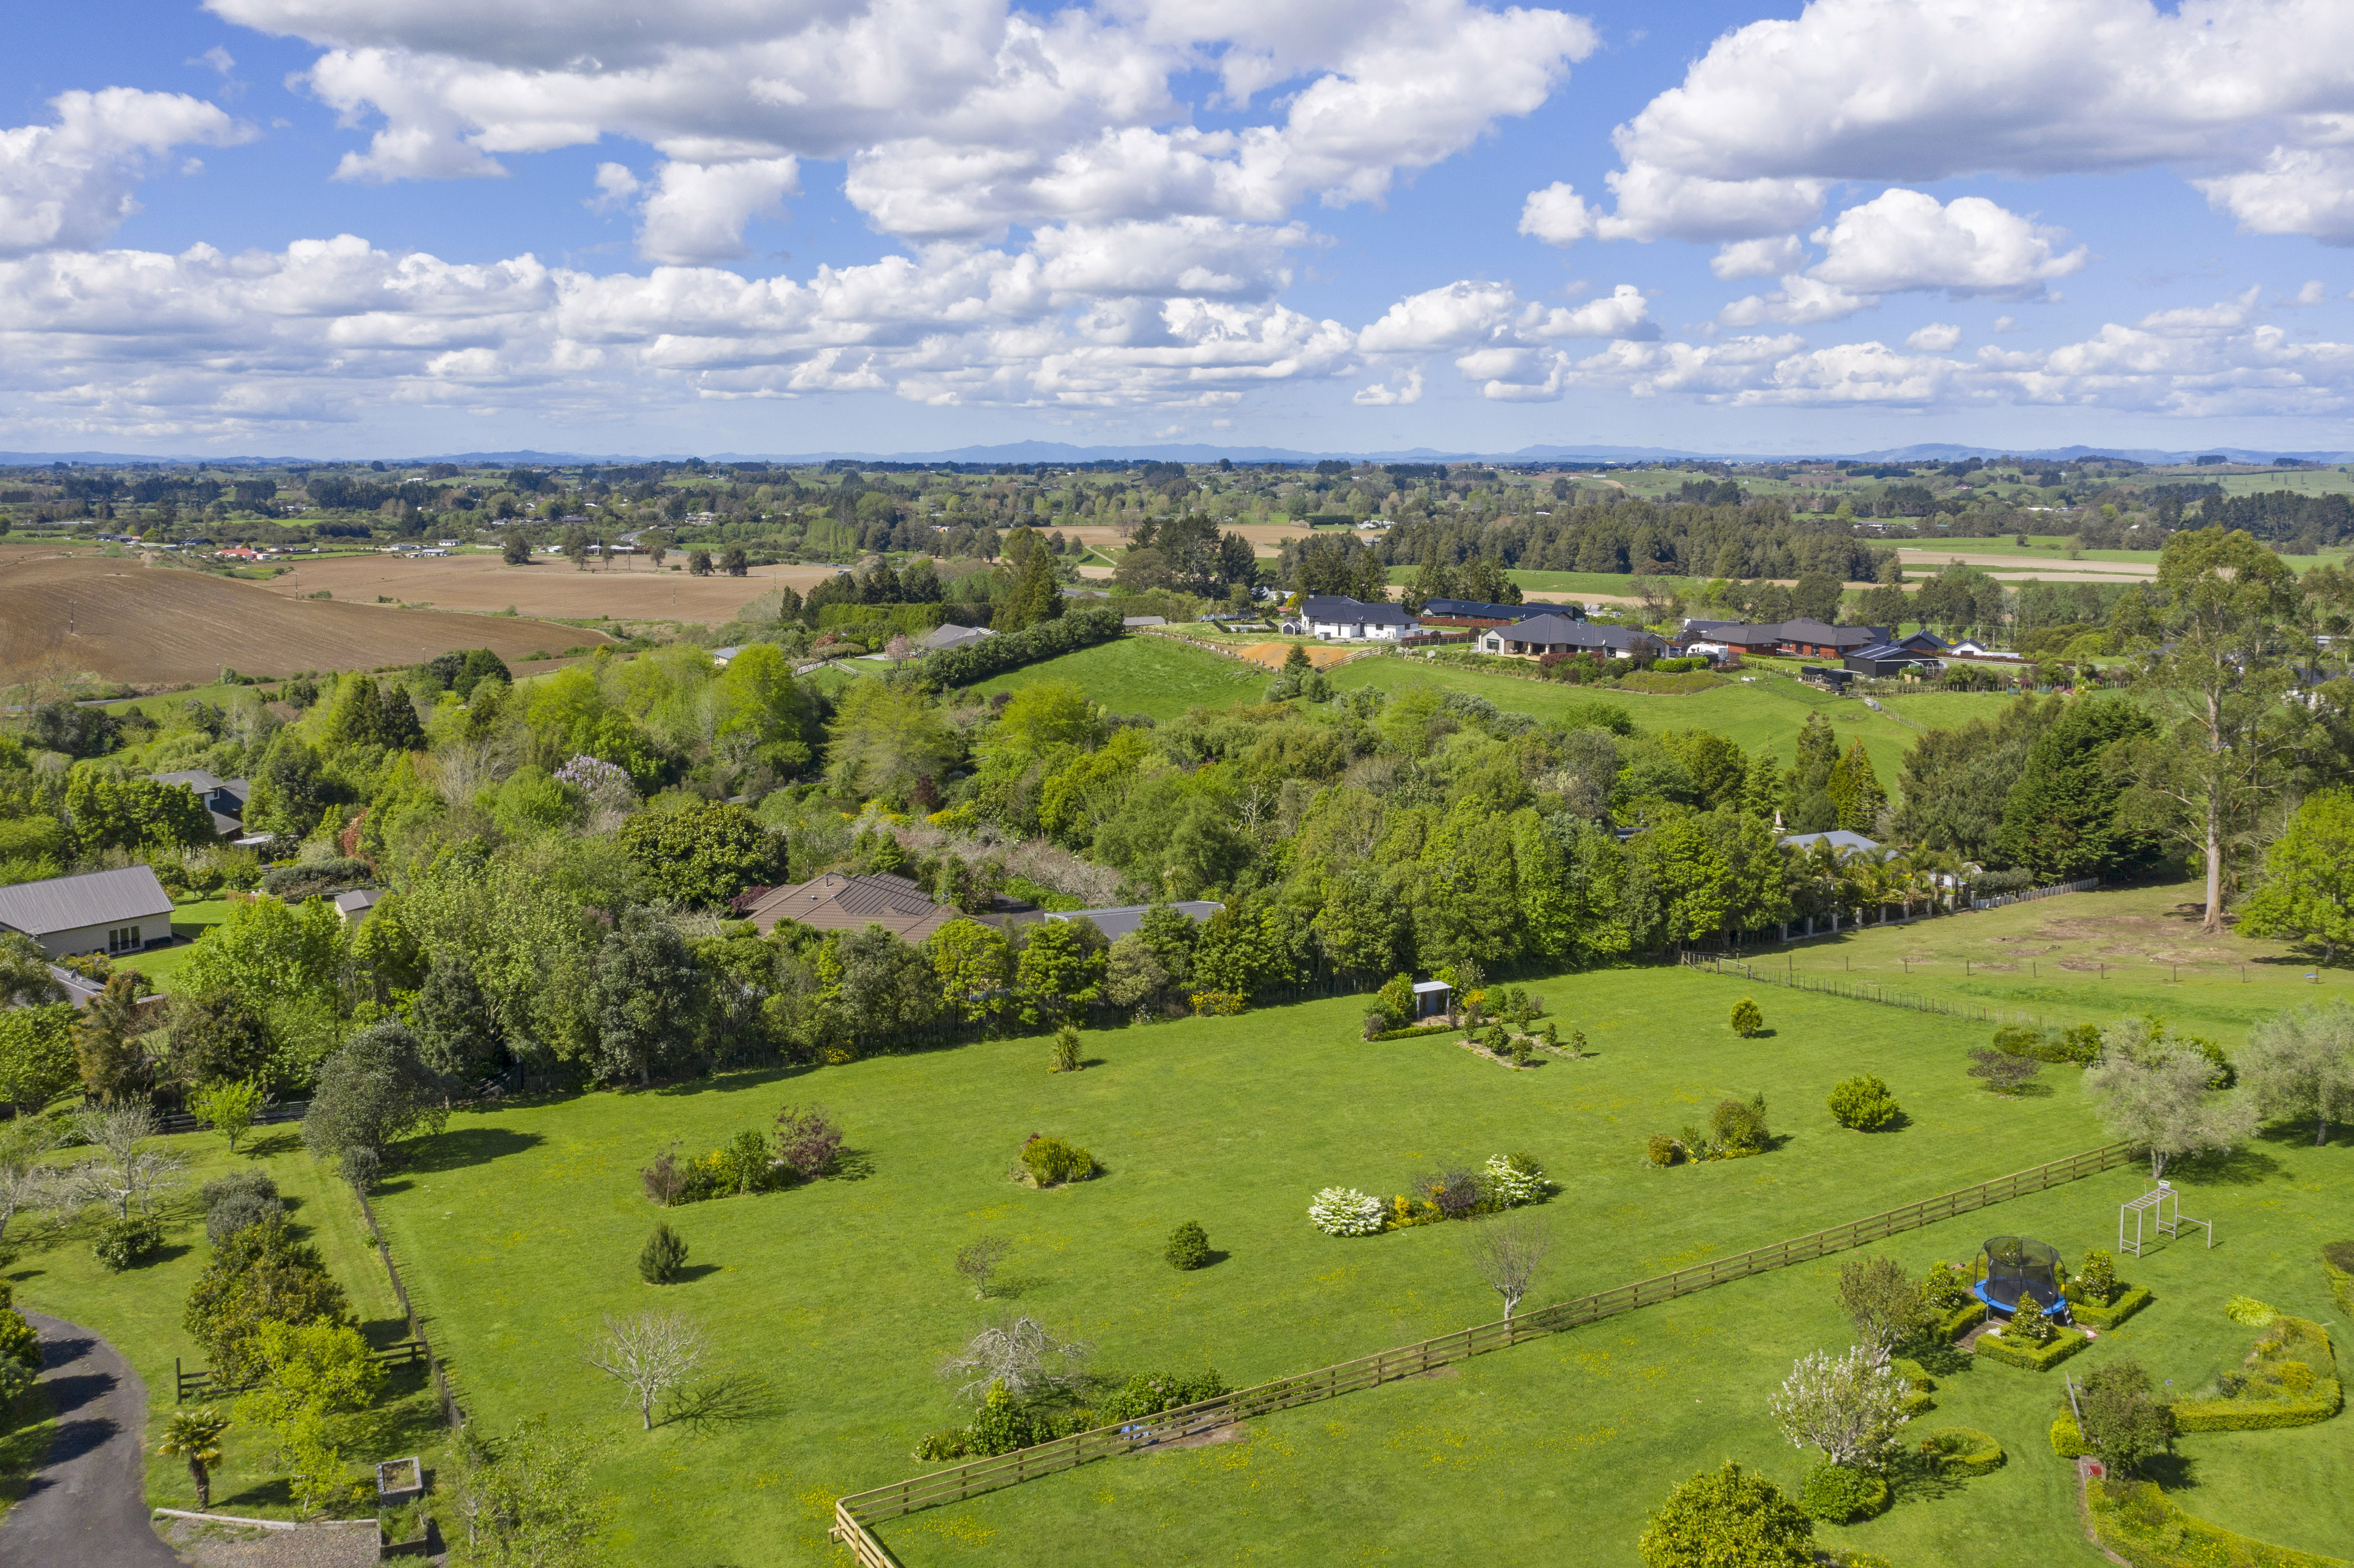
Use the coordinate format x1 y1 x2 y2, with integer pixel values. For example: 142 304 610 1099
0 866 175 959
1289 595 1413 641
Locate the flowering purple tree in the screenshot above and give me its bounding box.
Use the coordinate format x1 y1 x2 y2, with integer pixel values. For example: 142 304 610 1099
556 754 638 820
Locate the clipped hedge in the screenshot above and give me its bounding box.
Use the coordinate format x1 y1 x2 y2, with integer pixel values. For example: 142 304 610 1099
2088 1479 2351 1568
1890 1356 1936 1415
1920 1426 2004 1476
2326 1254 2354 1320
2073 1285 2152 1330
1973 1323 2090 1372
2173 1315 2343 1432
922 605 1124 687
2050 1413 2092 1459
1939 1300 1988 1341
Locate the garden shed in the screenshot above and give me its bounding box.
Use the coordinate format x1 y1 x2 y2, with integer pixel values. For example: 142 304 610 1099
1411 980 1452 1019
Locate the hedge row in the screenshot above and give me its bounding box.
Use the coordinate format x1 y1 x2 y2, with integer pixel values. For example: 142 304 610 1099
2073 1285 2152 1329
2173 1378 2342 1432
2049 1412 2091 1459
923 605 1125 687
1973 1324 2090 1372
2327 1258 2354 1321
1923 1426 2004 1476
2088 1480 2348 1568
1938 1300 1988 1340
1371 1023 1459 1042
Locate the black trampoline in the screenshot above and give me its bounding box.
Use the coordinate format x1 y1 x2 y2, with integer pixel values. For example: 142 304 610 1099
1972 1236 2071 1322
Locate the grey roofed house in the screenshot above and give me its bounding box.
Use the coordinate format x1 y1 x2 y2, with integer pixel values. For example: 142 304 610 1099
1297 594 1414 634
1042 900 1223 942
1478 615 1662 659
152 769 249 836
922 622 994 652
1121 616 1167 628
332 888 386 923
1780 830 1881 857
0 865 175 959
1419 598 1583 624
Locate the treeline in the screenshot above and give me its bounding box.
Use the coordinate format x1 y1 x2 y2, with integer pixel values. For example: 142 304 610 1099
1380 501 1893 582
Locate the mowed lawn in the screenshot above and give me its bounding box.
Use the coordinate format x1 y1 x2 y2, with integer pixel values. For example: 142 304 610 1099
1725 881 2352 1052
973 634 1267 719
361 969 2130 1567
6 1125 446 1520
905 1126 2352 1568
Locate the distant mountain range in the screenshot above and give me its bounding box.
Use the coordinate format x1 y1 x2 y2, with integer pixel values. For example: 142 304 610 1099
5 441 2349 467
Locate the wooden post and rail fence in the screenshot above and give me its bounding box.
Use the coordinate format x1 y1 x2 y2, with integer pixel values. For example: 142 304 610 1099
831 1138 2143 1563
1681 951 2056 1030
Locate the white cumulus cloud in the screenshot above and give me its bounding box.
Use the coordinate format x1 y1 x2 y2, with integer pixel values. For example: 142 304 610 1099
1809 190 2086 297
635 158 800 264
0 88 253 257
1710 235 1803 280
1906 323 1962 351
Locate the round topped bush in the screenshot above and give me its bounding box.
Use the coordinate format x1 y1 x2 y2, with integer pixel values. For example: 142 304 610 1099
1797 1462 1889 1523
1828 1075 1900 1132
1919 1427 2004 1476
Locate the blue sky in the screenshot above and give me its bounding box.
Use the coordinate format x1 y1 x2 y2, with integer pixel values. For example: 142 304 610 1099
5 0 2352 457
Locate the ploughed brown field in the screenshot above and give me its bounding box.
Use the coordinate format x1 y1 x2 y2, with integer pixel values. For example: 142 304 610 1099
0 548 609 686
262 550 847 624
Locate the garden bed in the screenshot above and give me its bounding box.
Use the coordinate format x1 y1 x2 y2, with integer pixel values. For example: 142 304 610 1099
2071 1285 2151 1329
1971 1322 2090 1371
2170 1316 2342 1431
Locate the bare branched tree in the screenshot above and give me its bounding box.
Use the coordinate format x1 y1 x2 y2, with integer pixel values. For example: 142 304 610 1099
76 1103 158 1167
65 1103 185 1220
1470 1213 1551 1321
939 1315 1090 1404
0 1161 62 1248
954 1236 1011 1300
584 1311 711 1430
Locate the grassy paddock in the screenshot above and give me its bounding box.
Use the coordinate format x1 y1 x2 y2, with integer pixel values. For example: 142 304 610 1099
6 1127 445 1520
971 635 1268 719
1719 881 2342 1051
350 967 2122 1566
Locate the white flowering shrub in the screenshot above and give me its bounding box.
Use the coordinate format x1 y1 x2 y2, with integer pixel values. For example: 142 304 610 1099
1308 1187 1386 1236
1485 1154 1544 1207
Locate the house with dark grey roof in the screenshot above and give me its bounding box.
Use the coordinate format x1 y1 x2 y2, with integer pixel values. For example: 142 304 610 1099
1042 900 1223 942
1418 599 1584 627
0 866 175 960
1843 642 1942 678
744 871 961 943
1292 595 1414 641
1680 619 1891 658
922 622 994 653
153 769 249 837
1475 615 1663 660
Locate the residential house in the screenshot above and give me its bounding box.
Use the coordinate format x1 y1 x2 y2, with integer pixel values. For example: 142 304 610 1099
1041 900 1222 941
1780 830 1880 857
1417 598 1584 628
1121 616 1168 628
332 888 386 924
922 622 994 653
1475 615 1663 660
1843 643 1943 678
1680 619 1891 658
1287 595 1414 640
0 866 175 960
743 871 961 943
1897 630 1951 655
152 769 249 837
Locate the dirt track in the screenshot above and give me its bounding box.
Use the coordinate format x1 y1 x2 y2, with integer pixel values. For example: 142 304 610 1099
1896 549 2155 577
263 551 844 624
0 551 606 686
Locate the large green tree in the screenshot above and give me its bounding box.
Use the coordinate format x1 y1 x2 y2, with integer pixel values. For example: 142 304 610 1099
1996 695 2157 880
617 800 783 908
2238 787 2354 961
589 908 707 1084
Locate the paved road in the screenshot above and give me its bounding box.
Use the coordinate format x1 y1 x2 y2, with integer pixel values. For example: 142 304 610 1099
0 1312 183 1567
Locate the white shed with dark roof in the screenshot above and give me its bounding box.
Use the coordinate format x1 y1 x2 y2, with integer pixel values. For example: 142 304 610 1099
0 866 175 960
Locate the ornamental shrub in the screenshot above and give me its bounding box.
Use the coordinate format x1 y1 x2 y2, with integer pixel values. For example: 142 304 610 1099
2071 1249 2120 1307
638 1221 688 1284
1646 1133 1683 1167
1638 1460 1814 1568
1373 973 1414 1024
1798 1462 1889 1524
94 1215 163 1272
1729 999 1764 1038
1019 1135 1095 1187
1098 1369 1227 1422
0 1307 41 1373
1827 1075 1900 1132
2224 1294 2277 1326
1922 1261 1975 1313
1417 1168 1486 1220
1918 1427 2004 1476
1711 1094 1771 1154
1361 1010 1391 1042
2008 1296 2056 1344
1188 989 1246 1017
204 1188 285 1247
1484 1154 1544 1207
1308 1187 1386 1236
1049 1025 1082 1073
1165 1221 1211 1271
914 1427 971 1461
339 1145 381 1193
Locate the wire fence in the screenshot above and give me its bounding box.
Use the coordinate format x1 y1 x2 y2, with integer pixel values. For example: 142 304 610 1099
1679 952 2051 1030
831 1139 2140 1561
355 1188 466 1431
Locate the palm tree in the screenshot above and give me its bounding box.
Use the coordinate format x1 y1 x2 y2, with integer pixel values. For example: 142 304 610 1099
159 1407 230 1509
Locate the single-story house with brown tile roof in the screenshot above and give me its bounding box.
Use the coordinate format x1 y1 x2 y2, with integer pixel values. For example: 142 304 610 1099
743 871 961 943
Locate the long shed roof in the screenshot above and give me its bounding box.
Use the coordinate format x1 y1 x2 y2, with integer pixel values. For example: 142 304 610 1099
0 866 174 937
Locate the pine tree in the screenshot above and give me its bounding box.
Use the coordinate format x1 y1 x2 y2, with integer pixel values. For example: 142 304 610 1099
1826 739 1886 833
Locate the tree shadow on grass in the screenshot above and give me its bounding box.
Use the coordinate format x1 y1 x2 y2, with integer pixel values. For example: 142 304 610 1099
827 1149 878 1182
242 1128 304 1160
667 1263 723 1285
1885 1446 1968 1506
2167 1145 2282 1188
214 1475 296 1515
400 1127 544 1174
663 1371 779 1434
984 1272 1048 1301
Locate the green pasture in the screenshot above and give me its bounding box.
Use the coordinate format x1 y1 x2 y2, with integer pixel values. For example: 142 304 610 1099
6 1125 445 1521
973 635 1267 719
1717 880 2350 1052
338 966 2136 1567
906 1124 2350 1568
